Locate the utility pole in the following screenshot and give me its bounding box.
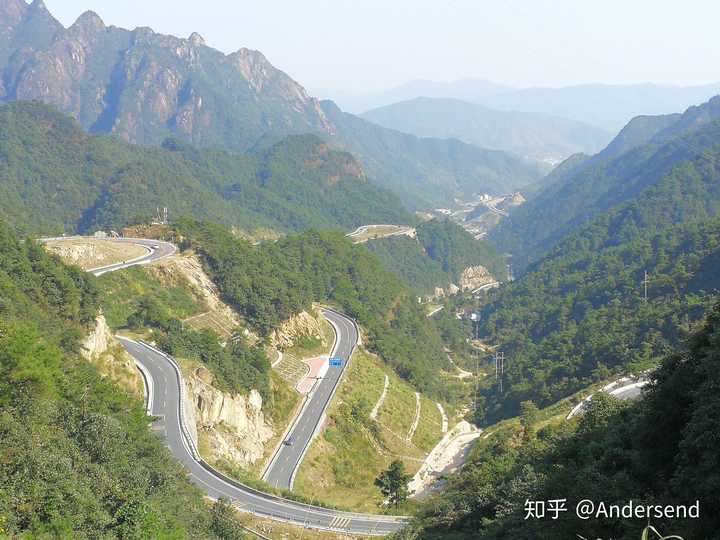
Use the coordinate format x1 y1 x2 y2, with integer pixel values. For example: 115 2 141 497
474 349 479 414
643 270 649 302
498 351 504 394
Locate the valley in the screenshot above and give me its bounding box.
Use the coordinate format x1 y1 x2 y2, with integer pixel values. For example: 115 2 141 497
421 191 526 241
44 234 480 531
1 2 719 539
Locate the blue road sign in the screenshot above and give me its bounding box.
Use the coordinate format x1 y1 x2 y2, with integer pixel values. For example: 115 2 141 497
329 358 343 367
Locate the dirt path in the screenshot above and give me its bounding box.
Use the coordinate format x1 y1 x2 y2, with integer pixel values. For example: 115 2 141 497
408 421 482 500
436 403 449 433
446 352 473 379
406 392 421 442
370 375 389 420
426 305 444 318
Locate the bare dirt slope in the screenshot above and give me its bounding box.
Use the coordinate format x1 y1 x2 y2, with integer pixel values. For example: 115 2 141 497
45 239 148 270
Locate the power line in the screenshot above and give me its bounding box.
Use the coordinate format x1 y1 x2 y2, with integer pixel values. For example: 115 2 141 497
494 351 505 394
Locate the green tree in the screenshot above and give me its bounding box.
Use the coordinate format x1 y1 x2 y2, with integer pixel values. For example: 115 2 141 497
520 400 539 437
375 460 412 507
210 499 246 540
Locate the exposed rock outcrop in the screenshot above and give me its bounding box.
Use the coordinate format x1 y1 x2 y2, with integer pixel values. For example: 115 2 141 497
458 265 495 291
185 365 273 468
81 314 141 395
149 253 225 313
268 309 327 350
428 283 460 301
424 264 493 301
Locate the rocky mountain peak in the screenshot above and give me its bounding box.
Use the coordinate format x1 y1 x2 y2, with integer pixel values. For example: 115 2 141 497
188 32 205 47
28 0 49 13
228 48 275 92
71 10 106 34
130 26 155 44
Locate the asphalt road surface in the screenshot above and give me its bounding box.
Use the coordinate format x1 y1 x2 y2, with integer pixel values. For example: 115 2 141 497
567 379 649 420
40 236 176 276
263 308 357 490
87 238 176 276
611 381 646 401
118 325 406 535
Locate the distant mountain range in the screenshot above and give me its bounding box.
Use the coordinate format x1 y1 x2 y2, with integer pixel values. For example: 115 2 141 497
321 100 542 208
332 78 720 133
0 1 540 210
491 95 720 272
481 83 720 133
361 97 612 163
325 78 513 113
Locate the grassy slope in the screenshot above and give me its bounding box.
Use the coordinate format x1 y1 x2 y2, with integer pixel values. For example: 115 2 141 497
293 349 445 512
96 265 205 329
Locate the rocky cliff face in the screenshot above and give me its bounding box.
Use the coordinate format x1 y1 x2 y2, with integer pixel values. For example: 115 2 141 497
81 314 141 395
0 0 61 67
269 309 327 350
184 365 273 468
0 8 333 152
147 252 259 343
425 265 495 300
458 265 495 291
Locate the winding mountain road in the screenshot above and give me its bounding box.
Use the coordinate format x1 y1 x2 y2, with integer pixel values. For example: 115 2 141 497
118 320 405 536
40 236 177 276
88 238 176 276
566 377 649 420
263 308 358 490
79 238 405 535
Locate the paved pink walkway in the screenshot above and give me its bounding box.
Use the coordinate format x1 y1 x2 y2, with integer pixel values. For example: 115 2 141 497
296 356 329 394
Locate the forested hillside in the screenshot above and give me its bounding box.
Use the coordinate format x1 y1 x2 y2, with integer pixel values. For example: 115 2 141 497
366 220 505 295
0 101 411 236
475 146 720 420
417 220 505 280
401 303 720 539
321 101 542 209
492 97 720 271
176 221 451 397
0 220 243 537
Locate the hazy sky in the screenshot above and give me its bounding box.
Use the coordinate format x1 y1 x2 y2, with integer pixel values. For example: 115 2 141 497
44 0 720 97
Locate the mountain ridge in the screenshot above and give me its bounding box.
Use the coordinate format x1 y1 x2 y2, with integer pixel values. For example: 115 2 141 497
491 95 720 271
0 4 539 210
0 101 413 235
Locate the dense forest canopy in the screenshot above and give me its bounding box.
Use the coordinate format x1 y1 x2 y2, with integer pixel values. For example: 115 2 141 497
401 302 720 539
492 99 720 272
473 120 720 421
366 219 506 295
0 101 412 237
